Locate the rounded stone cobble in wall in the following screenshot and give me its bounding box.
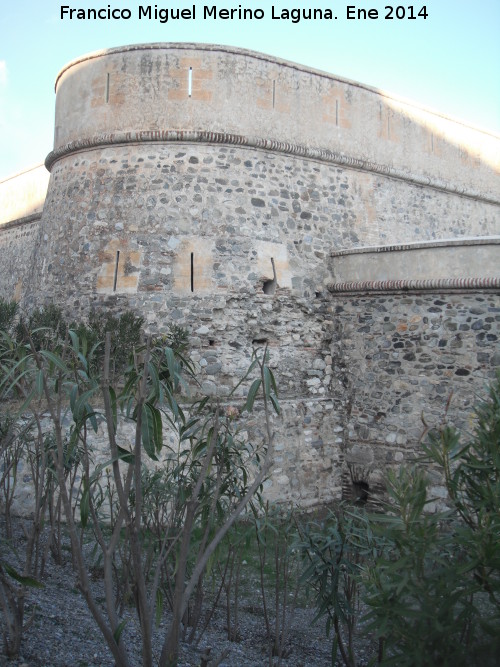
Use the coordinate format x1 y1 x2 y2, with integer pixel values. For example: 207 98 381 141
0 220 39 301
2 43 499 509
17 137 498 506
28 142 499 318
50 43 499 200
333 292 500 488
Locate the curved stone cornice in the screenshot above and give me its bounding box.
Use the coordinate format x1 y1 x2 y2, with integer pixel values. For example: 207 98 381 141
0 212 42 232
45 130 500 206
327 277 500 294
331 236 500 256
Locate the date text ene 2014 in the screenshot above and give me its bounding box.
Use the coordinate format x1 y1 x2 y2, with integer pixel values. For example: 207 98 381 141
347 6 428 20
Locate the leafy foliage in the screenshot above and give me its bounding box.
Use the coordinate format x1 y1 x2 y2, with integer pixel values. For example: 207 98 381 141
297 374 500 667
1 300 499 666
70 309 145 378
299 506 376 667
0 299 18 334
0 313 279 666
362 468 475 666
363 374 500 666
15 304 67 351
253 502 301 660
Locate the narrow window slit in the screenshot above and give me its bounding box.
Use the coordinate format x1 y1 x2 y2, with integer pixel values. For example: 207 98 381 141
272 80 276 109
190 252 194 292
105 73 110 103
336 100 339 126
188 67 193 97
113 250 120 291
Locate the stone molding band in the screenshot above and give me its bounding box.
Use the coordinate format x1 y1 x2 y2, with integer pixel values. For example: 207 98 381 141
45 130 500 206
327 277 500 294
0 213 42 232
331 236 500 256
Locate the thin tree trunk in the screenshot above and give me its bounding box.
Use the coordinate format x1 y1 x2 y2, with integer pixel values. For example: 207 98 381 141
160 500 197 667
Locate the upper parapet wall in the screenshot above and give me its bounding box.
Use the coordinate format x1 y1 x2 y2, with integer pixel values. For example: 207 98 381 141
0 165 49 227
48 43 499 202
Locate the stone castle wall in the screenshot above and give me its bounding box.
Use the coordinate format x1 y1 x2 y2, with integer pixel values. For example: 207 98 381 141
0 165 49 227
48 44 499 199
1 44 499 508
331 289 500 506
0 165 49 301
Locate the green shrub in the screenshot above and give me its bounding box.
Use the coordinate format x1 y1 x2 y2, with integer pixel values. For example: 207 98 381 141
363 373 500 666
0 299 18 334
71 309 144 377
299 506 376 667
298 375 500 667
362 467 476 666
1 315 279 667
15 304 67 350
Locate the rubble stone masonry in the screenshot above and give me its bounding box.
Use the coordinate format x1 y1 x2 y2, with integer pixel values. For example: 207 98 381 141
1 44 499 508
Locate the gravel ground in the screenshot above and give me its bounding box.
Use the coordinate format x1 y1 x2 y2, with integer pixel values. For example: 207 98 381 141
0 519 376 667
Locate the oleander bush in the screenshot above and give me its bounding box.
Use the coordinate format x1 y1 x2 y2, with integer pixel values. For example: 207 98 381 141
0 298 17 334
298 374 500 667
0 307 279 666
362 375 500 666
1 301 499 666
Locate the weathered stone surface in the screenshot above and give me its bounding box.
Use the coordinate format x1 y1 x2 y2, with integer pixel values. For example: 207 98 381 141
1 44 499 509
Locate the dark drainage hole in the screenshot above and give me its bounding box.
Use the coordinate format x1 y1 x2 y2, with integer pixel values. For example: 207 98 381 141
252 338 268 345
352 481 370 506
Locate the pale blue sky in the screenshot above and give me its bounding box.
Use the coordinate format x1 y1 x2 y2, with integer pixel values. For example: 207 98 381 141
1 0 499 180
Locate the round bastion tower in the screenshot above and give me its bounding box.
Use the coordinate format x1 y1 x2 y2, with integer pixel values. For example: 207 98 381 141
25 44 500 508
